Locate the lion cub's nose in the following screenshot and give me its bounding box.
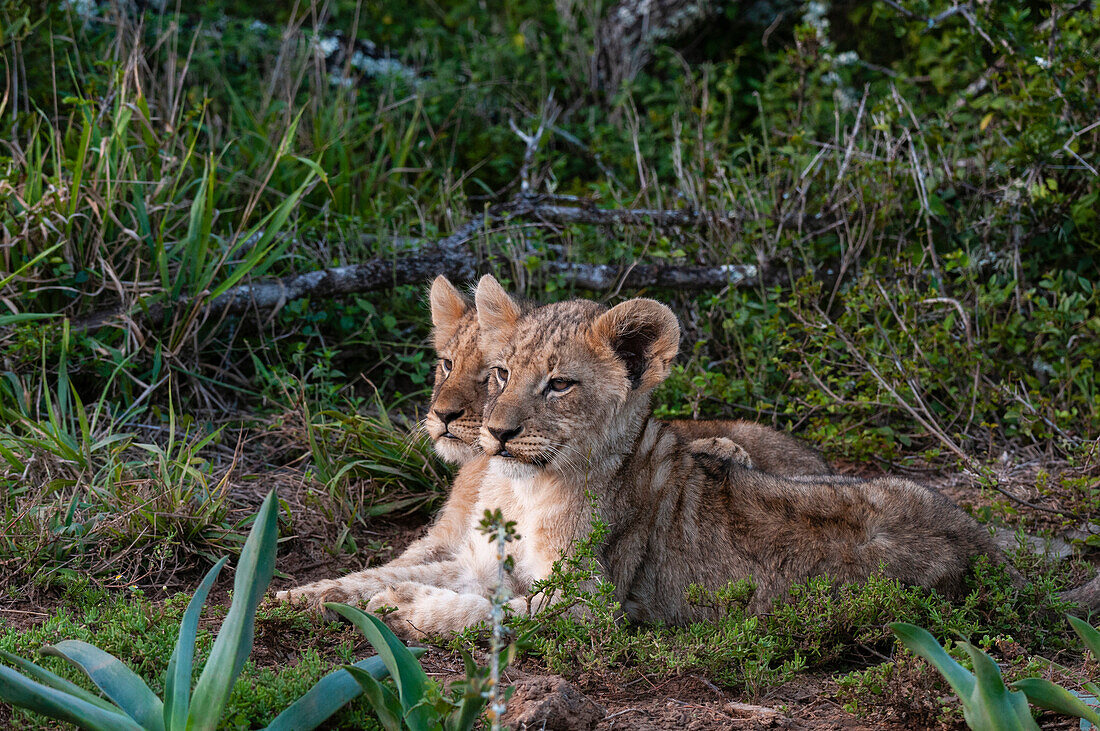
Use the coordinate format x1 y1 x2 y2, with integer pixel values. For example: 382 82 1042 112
488 425 522 448
435 408 464 426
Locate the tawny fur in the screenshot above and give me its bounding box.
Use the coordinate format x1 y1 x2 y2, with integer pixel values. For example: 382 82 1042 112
326 277 1010 637
279 276 1097 634
277 276 832 616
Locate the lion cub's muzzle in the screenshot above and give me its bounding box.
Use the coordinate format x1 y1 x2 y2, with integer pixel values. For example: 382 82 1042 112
485 424 522 457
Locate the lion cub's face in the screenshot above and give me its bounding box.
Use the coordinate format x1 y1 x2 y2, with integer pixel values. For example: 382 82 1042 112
424 276 489 465
474 275 680 480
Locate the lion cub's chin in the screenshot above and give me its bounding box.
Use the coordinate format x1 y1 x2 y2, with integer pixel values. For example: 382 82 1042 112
487 456 542 481
432 436 478 465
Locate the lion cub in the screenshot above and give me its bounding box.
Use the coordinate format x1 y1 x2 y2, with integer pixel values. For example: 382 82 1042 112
281 277 1012 637
277 277 832 614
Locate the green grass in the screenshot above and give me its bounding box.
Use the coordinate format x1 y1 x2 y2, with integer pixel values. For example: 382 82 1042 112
496 542 1091 699
0 584 385 730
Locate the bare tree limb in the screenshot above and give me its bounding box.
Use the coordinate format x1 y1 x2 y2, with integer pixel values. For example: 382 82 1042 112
545 261 759 290
68 194 773 331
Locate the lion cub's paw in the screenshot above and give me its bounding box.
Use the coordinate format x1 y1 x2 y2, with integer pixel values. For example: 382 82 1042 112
688 436 754 469
274 580 370 620
365 584 439 640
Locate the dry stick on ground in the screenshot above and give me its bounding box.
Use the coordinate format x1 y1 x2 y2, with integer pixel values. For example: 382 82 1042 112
67 194 772 330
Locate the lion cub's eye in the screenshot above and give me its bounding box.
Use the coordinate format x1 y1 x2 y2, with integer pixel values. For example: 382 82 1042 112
440 359 453 376
547 378 575 393
493 367 509 387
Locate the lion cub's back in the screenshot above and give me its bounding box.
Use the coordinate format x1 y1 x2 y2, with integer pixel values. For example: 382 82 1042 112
667 418 830 477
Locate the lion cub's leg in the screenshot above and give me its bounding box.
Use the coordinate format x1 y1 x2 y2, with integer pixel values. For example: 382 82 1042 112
688 436 754 469
367 582 531 640
275 559 466 615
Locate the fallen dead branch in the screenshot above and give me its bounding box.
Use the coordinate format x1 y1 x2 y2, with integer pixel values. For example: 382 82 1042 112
70 193 775 330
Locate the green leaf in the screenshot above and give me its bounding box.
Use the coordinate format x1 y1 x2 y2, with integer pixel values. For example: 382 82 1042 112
0 313 59 326
41 640 165 731
325 603 435 729
1012 677 1100 727
343 665 404 731
187 490 279 731
0 662 144 731
0 650 119 714
889 623 975 699
1069 615 1100 660
366 495 431 516
207 164 318 301
960 642 1038 730
264 651 423 731
445 649 488 731
163 556 227 731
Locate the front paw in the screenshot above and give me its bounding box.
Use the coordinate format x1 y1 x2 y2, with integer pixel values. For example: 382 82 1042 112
367 586 430 640
275 580 370 620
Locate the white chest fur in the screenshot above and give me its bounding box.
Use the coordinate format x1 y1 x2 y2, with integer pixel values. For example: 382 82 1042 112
454 459 587 595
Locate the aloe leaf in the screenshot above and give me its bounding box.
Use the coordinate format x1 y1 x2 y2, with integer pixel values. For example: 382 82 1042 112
0 650 118 713
0 662 144 731
960 642 1039 730
889 622 976 699
1013 678 1100 727
325 603 429 715
342 665 404 731
445 686 488 731
187 490 279 731
42 640 165 731
1069 615 1100 660
263 650 422 731
163 556 227 731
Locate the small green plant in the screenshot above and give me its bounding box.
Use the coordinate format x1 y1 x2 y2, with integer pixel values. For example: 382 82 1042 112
479 507 520 730
890 620 1100 730
328 604 503 731
325 506 523 731
0 490 402 730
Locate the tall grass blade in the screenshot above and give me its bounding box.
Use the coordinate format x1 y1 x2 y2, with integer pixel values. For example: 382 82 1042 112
0 242 63 290
207 172 318 300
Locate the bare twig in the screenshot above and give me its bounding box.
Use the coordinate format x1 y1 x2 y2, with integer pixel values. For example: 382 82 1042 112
1061 118 1100 176
508 94 561 194
921 297 973 347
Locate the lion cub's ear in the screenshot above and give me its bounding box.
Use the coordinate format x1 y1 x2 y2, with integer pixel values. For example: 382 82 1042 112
429 275 470 350
590 299 680 390
475 274 521 356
